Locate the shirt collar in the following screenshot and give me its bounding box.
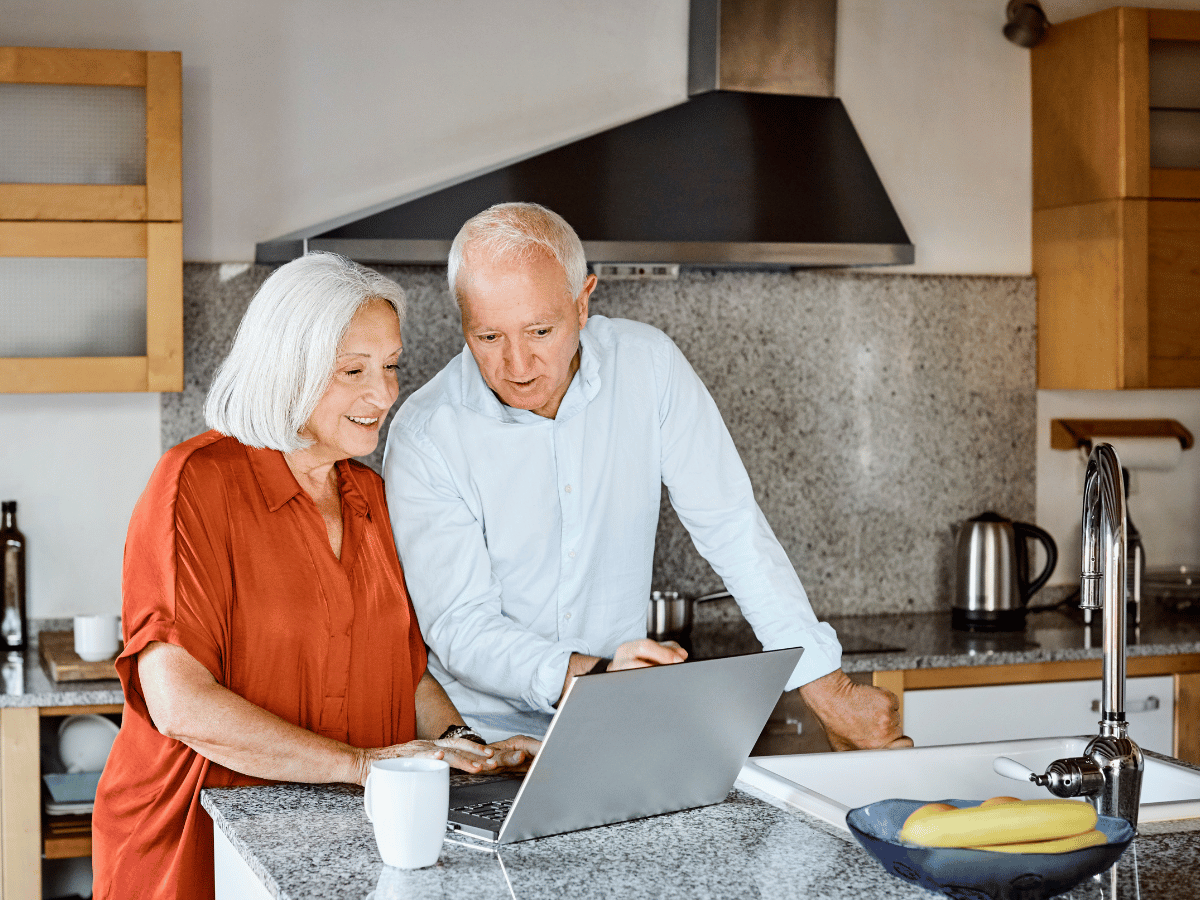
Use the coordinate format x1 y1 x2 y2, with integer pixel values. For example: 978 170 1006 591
457 323 604 424
246 444 369 517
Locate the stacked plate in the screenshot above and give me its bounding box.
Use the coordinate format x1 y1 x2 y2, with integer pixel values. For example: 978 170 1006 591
43 714 119 815
43 771 103 815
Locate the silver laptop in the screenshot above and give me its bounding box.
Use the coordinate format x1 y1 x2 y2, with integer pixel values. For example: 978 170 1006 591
445 646 803 844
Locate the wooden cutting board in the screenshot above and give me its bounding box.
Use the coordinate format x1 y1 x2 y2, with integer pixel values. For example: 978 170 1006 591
40 631 120 682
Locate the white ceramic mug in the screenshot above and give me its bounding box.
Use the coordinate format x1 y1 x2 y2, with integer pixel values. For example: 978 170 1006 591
363 757 449 869
73 615 121 662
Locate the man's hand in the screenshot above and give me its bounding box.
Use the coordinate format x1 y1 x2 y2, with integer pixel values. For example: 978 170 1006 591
609 638 688 671
485 734 541 773
799 669 913 751
560 639 687 703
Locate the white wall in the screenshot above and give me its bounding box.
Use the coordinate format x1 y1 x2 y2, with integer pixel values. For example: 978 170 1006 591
5 0 1042 274
0 395 161 618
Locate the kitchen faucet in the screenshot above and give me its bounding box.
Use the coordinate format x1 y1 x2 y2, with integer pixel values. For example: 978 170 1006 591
993 442 1144 828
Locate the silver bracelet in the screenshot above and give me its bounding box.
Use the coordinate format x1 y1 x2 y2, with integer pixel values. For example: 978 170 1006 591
439 724 487 745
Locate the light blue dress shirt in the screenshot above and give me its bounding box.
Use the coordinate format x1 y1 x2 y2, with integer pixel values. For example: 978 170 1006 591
383 315 842 740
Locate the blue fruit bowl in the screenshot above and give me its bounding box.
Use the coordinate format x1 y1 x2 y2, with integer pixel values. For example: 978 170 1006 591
846 799 1134 900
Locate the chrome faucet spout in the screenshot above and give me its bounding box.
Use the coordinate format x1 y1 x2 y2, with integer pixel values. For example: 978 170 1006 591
1021 443 1143 829
1083 444 1128 734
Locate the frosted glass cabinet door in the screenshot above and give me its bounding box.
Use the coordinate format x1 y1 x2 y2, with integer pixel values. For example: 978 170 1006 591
904 676 1175 755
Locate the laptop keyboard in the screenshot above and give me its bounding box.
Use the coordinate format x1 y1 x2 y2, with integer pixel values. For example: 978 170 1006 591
456 798 513 823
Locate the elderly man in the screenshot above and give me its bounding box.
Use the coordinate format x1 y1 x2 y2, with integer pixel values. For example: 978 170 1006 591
383 202 909 750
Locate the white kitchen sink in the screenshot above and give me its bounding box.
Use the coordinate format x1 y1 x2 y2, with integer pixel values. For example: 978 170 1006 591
738 736 1200 831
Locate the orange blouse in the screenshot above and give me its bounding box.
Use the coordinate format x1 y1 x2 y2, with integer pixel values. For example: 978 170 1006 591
92 431 427 900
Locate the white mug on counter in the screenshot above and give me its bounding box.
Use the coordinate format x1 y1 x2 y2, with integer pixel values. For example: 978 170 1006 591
73 614 121 662
363 757 449 869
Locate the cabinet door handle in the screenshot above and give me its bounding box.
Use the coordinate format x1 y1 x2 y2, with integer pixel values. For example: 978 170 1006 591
1091 696 1160 714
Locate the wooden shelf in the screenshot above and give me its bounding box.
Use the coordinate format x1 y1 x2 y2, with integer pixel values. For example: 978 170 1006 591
43 814 91 860
0 46 182 394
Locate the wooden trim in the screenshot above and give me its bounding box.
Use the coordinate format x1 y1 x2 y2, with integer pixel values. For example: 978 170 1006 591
1149 9 1200 42
0 46 147 85
0 706 42 900
0 221 146 257
0 184 147 221
1150 357 1200 388
1175 672 1200 765
1150 169 1200 200
1117 8 1150 199
144 52 182 222
0 357 149 393
873 670 905 731
146 222 183 391
901 654 1200 691
1119 198 1150 387
38 703 122 718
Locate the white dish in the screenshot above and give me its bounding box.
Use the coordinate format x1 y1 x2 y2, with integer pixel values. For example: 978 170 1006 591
44 800 94 816
57 714 119 774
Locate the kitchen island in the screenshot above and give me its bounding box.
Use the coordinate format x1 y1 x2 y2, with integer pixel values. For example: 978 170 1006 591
203 776 1200 900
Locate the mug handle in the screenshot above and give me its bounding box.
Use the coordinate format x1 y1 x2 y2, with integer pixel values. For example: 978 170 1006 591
363 771 374 822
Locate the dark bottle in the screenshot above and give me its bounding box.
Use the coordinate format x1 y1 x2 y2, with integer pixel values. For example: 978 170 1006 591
1 502 27 651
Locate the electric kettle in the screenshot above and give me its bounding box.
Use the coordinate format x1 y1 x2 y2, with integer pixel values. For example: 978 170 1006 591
952 512 1057 632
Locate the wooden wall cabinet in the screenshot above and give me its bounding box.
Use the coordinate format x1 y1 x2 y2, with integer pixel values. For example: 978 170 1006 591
1033 8 1200 389
0 47 182 393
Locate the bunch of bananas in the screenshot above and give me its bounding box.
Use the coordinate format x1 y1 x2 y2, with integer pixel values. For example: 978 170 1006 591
899 797 1106 854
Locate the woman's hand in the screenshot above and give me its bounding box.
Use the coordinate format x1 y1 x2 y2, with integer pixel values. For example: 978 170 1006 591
353 737 495 785
354 734 542 784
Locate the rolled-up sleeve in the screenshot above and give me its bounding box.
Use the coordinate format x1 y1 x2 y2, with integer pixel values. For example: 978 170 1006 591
384 424 588 714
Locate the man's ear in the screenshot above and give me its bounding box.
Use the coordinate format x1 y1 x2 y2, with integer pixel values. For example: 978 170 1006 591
577 273 597 328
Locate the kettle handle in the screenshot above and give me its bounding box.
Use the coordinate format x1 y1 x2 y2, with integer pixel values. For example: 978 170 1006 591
1013 521 1058 602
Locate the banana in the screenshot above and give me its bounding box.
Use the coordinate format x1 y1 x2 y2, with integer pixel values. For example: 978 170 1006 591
979 796 1021 807
899 798 1098 848
904 802 957 825
977 829 1108 854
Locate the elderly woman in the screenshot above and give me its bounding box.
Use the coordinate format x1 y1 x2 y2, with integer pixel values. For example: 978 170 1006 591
91 253 537 899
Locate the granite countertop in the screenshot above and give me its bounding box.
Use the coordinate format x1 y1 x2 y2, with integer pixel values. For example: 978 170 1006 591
202 776 1200 900
0 620 123 708
689 594 1200 673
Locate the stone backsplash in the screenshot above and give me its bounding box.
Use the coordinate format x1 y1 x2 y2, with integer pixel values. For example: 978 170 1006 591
164 264 1036 618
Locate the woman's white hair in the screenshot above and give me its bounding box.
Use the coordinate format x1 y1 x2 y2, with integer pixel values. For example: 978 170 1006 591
447 202 587 307
205 252 405 453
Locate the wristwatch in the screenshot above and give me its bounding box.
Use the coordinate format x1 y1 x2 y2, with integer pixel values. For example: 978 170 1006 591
588 657 612 675
439 724 487 745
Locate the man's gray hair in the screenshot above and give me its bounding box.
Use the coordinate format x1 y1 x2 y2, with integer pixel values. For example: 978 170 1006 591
447 202 588 307
205 252 405 453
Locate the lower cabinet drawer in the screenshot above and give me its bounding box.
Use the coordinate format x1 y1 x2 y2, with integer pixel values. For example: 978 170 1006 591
904 676 1175 755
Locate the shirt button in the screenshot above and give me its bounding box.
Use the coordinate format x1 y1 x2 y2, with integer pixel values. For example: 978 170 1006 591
564 612 572 621
568 550 576 558
564 484 572 493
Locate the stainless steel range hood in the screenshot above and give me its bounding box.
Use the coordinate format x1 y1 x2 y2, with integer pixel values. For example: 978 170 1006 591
256 0 912 268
